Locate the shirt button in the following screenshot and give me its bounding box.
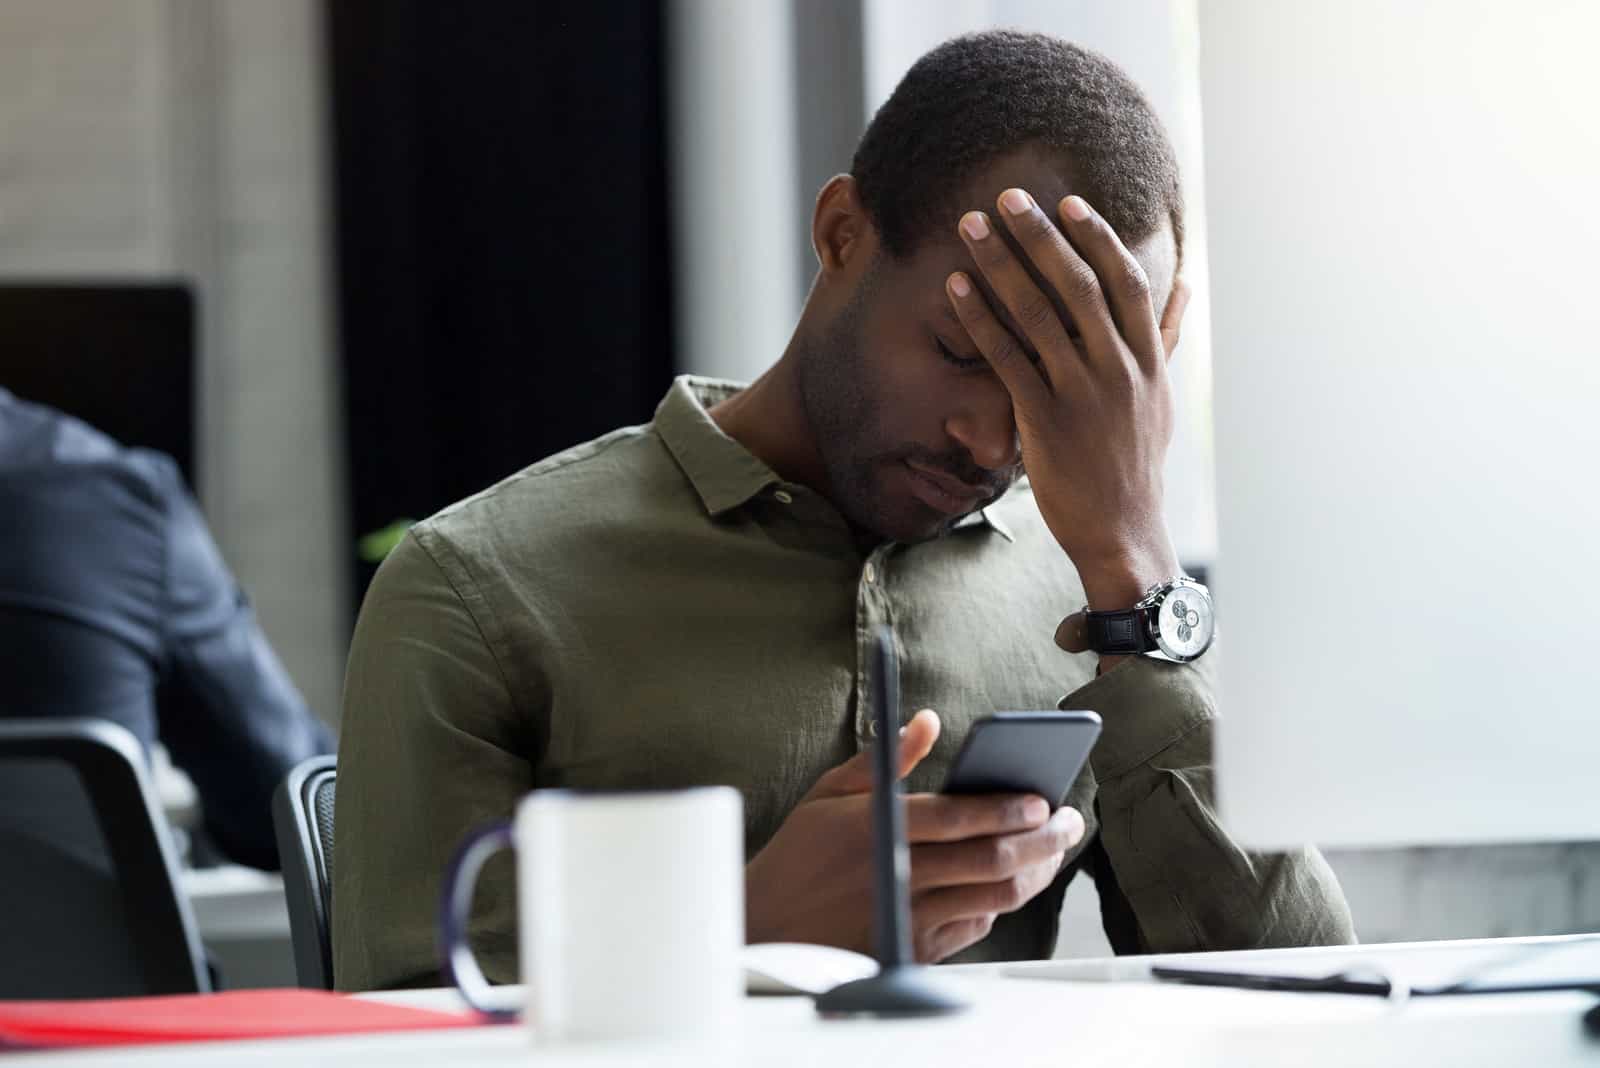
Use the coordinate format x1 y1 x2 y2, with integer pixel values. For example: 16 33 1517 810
864 563 877 583
773 489 793 504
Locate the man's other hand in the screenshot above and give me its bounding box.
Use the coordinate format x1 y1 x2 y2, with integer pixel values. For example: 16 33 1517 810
744 709 1086 962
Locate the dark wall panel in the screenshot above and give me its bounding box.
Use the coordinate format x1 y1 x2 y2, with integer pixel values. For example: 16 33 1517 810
327 2 675 598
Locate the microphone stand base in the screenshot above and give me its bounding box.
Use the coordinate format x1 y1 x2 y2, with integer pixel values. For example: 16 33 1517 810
814 964 971 1018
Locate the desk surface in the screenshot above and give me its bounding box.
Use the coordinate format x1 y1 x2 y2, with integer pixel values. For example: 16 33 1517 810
178 866 288 942
24 937 1600 1066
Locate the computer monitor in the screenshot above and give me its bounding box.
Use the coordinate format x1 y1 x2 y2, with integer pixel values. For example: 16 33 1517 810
1199 3 1600 849
0 284 196 489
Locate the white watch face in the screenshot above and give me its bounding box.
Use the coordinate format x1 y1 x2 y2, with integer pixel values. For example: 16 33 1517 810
1154 583 1214 660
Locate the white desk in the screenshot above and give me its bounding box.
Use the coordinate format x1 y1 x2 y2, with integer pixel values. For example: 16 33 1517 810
179 866 296 988
179 867 289 942
24 937 1600 1066
161 755 298 987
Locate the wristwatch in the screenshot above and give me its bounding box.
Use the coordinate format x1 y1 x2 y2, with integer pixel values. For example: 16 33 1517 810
1083 577 1215 662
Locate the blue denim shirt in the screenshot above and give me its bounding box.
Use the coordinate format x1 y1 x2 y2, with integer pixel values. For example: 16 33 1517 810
0 389 333 870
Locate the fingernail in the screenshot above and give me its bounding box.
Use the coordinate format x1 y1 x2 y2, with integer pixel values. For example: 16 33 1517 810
1024 798 1049 823
960 212 990 240
898 724 908 737
1062 195 1090 222
948 272 971 298
1000 188 1032 215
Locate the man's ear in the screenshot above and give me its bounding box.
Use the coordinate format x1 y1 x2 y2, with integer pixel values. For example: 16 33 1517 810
1158 276 1191 362
812 174 874 273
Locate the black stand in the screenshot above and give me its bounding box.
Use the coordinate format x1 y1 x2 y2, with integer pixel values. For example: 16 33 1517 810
814 627 970 1018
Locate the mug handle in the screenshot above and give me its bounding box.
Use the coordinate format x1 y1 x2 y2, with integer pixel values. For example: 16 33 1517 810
438 820 518 1020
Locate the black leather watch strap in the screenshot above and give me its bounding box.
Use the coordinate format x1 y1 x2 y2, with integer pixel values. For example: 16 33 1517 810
1083 608 1154 655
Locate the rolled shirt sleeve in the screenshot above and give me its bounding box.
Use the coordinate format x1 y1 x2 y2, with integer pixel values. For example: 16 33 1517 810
1060 652 1358 954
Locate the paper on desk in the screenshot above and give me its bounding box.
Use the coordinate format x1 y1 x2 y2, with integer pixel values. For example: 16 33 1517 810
0 989 484 1050
743 942 879 995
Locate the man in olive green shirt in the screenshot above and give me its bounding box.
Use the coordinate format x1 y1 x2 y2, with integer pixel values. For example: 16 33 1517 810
334 31 1354 991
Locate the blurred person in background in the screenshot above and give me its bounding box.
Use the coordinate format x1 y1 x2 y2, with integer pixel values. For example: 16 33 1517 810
336 31 1353 990
0 388 333 871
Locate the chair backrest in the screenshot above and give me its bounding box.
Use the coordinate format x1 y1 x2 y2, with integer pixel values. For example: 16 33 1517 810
272 755 337 989
0 718 210 997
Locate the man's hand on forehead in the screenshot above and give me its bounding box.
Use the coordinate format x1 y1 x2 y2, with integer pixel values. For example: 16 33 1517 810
943 188 1190 616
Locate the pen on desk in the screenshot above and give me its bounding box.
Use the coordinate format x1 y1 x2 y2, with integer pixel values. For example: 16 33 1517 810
1149 965 1398 998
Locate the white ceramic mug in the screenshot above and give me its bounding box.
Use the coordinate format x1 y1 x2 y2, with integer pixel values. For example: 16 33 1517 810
440 787 744 1045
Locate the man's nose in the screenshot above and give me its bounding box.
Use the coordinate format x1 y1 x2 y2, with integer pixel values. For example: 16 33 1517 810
945 382 1021 472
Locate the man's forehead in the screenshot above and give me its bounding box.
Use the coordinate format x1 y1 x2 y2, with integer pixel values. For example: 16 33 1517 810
923 225 1177 343
904 146 1178 331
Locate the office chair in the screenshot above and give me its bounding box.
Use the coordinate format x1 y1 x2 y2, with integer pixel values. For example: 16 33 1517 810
272 755 337 989
0 718 211 997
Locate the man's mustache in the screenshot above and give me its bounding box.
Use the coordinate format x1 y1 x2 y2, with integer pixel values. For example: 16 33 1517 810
898 447 1020 498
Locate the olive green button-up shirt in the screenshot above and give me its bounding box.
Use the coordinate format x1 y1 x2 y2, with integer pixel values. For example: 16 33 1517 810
332 376 1355 991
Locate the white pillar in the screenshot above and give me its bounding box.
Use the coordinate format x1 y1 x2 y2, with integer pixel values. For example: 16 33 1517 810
666 0 802 383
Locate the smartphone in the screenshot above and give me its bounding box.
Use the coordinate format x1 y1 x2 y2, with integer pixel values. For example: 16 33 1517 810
941 711 1102 808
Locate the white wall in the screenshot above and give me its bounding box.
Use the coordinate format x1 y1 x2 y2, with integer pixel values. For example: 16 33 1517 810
0 0 347 721
1202 0 1600 853
667 0 802 385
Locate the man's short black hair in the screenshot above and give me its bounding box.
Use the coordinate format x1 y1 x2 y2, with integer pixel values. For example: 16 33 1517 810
851 30 1184 267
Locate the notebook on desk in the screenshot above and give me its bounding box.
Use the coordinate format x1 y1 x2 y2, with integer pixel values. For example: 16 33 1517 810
0 989 481 1051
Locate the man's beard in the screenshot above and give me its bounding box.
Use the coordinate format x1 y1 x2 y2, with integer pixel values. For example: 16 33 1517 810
795 290 1016 543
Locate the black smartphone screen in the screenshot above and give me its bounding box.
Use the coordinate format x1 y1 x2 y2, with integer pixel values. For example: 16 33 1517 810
941 711 1102 808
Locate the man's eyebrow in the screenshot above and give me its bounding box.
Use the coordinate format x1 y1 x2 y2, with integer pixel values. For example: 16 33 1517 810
934 295 1043 362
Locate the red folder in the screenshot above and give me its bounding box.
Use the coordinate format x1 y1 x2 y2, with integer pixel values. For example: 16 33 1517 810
0 989 485 1050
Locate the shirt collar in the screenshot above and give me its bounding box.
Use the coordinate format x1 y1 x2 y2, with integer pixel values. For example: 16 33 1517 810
654 374 1015 542
654 376 780 516
965 503 1015 542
